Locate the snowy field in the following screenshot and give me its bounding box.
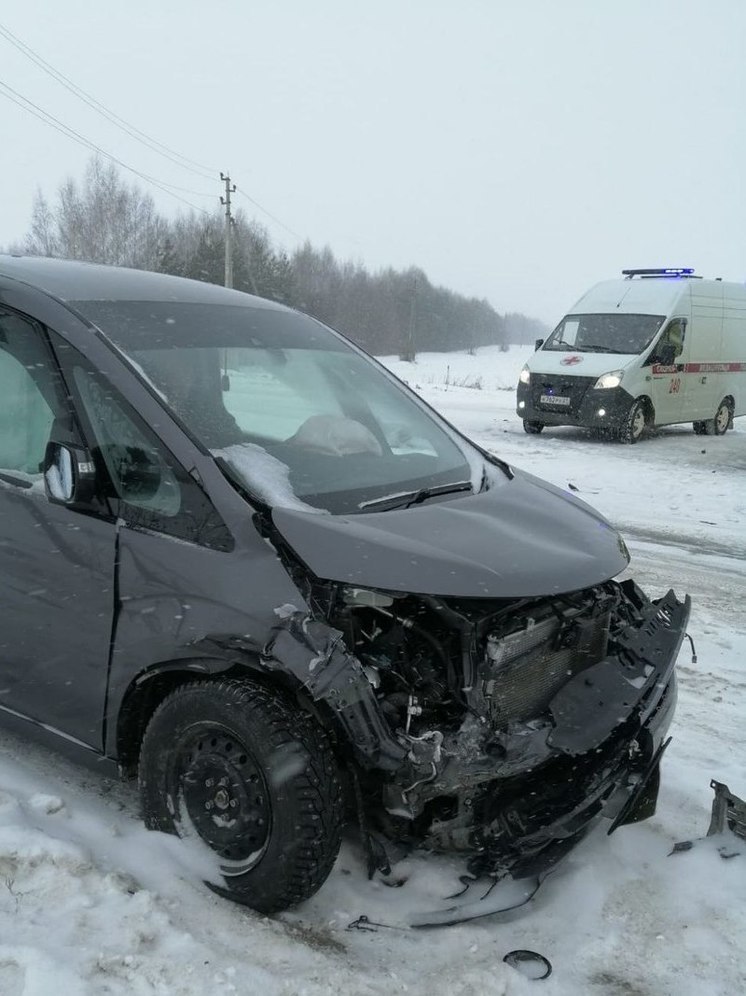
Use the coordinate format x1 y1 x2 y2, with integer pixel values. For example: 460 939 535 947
1 345 744 995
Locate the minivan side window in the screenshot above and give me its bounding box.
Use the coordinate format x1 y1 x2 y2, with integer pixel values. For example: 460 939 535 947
55 347 233 551
74 365 182 517
0 311 66 484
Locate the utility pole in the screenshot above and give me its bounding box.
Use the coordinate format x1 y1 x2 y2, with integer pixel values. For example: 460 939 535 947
220 171 236 288
405 274 418 361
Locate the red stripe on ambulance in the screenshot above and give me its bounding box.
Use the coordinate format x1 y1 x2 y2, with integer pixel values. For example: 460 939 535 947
684 362 746 374
652 362 746 375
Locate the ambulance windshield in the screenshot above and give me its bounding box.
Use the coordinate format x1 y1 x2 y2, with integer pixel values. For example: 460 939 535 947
544 313 665 354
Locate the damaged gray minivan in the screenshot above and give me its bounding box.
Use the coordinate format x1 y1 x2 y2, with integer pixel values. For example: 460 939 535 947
0 256 689 917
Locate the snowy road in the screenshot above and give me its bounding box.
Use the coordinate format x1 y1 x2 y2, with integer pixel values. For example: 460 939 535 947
1 346 744 995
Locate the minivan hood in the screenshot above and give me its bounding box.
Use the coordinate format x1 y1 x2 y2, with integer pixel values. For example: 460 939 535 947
271 469 628 598
528 351 634 378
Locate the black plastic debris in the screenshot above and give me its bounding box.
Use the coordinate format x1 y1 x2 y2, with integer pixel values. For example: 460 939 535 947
670 779 746 859
707 780 746 841
409 876 542 928
346 915 405 933
503 950 552 980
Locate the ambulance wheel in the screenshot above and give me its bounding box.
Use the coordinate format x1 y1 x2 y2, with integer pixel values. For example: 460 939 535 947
693 420 707 435
618 399 646 444
705 399 732 436
523 420 544 435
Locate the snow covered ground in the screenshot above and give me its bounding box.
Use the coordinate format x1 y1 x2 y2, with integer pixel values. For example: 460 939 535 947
1 345 744 995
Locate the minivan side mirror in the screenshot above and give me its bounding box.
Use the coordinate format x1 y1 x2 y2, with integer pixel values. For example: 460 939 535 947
43 441 97 504
534 338 545 351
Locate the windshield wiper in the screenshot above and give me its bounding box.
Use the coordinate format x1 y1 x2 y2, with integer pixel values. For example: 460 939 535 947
577 344 620 353
359 479 473 512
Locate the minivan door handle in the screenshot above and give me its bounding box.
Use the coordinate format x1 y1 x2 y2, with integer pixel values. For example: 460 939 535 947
700 375 707 384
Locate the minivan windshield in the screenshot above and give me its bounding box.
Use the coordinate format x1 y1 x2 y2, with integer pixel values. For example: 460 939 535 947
543 313 665 355
76 300 482 514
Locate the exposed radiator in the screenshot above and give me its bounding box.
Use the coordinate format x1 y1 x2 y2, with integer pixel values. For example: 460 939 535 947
484 608 610 725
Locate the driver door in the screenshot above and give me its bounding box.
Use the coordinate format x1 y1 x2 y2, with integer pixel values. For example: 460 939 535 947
646 319 687 425
0 309 116 749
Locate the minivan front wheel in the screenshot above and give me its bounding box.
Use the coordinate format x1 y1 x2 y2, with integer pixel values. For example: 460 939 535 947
139 679 343 913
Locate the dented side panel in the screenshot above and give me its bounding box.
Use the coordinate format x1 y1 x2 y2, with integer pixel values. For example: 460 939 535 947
109 525 408 772
106 524 307 754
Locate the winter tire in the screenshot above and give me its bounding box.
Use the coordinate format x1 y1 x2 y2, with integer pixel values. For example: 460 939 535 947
618 399 646 444
523 419 544 435
139 679 343 913
693 420 707 435
704 399 732 436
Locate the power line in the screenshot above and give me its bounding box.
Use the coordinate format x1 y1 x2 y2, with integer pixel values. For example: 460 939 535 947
2 76 304 242
0 20 305 244
0 78 211 215
234 185 302 241
0 19 217 181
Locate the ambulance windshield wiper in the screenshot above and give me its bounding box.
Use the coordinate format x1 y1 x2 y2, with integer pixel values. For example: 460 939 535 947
359 479 473 512
577 344 620 353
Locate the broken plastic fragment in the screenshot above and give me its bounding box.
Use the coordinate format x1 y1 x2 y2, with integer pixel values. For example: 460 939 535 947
409 875 541 928
503 949 553 981
707 779 746 840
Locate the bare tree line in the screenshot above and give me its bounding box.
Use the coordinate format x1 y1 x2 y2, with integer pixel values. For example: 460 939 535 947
10 156 547 355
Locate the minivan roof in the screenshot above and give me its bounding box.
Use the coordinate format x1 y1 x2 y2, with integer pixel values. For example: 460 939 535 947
0 254 284 311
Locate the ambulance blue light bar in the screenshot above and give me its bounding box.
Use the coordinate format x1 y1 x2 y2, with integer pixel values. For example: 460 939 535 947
622 267 695 278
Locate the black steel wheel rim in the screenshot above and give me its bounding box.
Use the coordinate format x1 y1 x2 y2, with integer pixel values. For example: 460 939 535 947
173 725 271 874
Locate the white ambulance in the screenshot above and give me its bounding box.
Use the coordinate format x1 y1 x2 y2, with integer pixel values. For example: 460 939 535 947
516 268 746 442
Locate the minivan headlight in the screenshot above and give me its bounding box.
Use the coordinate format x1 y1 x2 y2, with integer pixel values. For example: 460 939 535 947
519 365 531 384
593 369 624 390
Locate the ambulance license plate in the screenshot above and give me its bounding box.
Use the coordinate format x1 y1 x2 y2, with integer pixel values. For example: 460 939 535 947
540 394 570 406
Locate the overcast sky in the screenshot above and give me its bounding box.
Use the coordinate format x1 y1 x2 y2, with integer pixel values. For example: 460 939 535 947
1 0 744 323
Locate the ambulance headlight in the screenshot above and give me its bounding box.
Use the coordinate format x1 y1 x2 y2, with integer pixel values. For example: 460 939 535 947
593 369 624 390
519 365 531 385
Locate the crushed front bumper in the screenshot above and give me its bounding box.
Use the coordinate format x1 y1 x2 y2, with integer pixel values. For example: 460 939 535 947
391 583 690 880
